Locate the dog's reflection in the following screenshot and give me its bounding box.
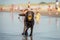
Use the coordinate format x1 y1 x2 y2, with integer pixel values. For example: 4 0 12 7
30 36 33 40
22 36 33 40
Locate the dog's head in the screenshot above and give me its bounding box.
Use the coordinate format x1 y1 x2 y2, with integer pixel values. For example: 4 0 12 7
25 11 34 21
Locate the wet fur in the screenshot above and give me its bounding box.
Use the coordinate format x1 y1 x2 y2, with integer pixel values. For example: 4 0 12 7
24 11 34 36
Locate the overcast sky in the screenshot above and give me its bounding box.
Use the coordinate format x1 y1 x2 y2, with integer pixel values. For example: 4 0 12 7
0 0 60 5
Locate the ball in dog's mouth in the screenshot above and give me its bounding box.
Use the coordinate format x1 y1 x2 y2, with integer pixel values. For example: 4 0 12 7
28 15 32 21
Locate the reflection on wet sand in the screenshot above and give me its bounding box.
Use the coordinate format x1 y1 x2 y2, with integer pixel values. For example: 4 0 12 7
22 36 33 40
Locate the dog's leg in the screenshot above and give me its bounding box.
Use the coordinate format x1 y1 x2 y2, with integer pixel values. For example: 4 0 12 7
22 25 26 35
22 20 26 35
25 27 29 36
30 26 33 36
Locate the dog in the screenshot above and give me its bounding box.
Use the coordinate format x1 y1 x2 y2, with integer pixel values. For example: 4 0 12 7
24 11 34 36
19 11 34 36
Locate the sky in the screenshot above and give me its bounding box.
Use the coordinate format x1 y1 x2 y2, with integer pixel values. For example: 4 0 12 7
0 0 60 5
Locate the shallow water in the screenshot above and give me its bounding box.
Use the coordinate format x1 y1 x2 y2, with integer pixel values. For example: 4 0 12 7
0 12 60 40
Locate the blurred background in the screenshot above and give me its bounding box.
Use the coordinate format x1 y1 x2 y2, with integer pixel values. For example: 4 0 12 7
0 0 60 40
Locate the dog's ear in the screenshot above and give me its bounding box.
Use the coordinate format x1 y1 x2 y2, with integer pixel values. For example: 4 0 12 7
25 11 29 19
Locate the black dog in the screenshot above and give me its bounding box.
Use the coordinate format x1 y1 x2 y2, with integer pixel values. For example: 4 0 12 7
19 11 34 36
24 11 34 36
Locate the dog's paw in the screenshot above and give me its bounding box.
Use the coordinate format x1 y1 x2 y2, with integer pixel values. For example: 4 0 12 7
25 32 28 36
22 33 25 35
29 34 32 36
